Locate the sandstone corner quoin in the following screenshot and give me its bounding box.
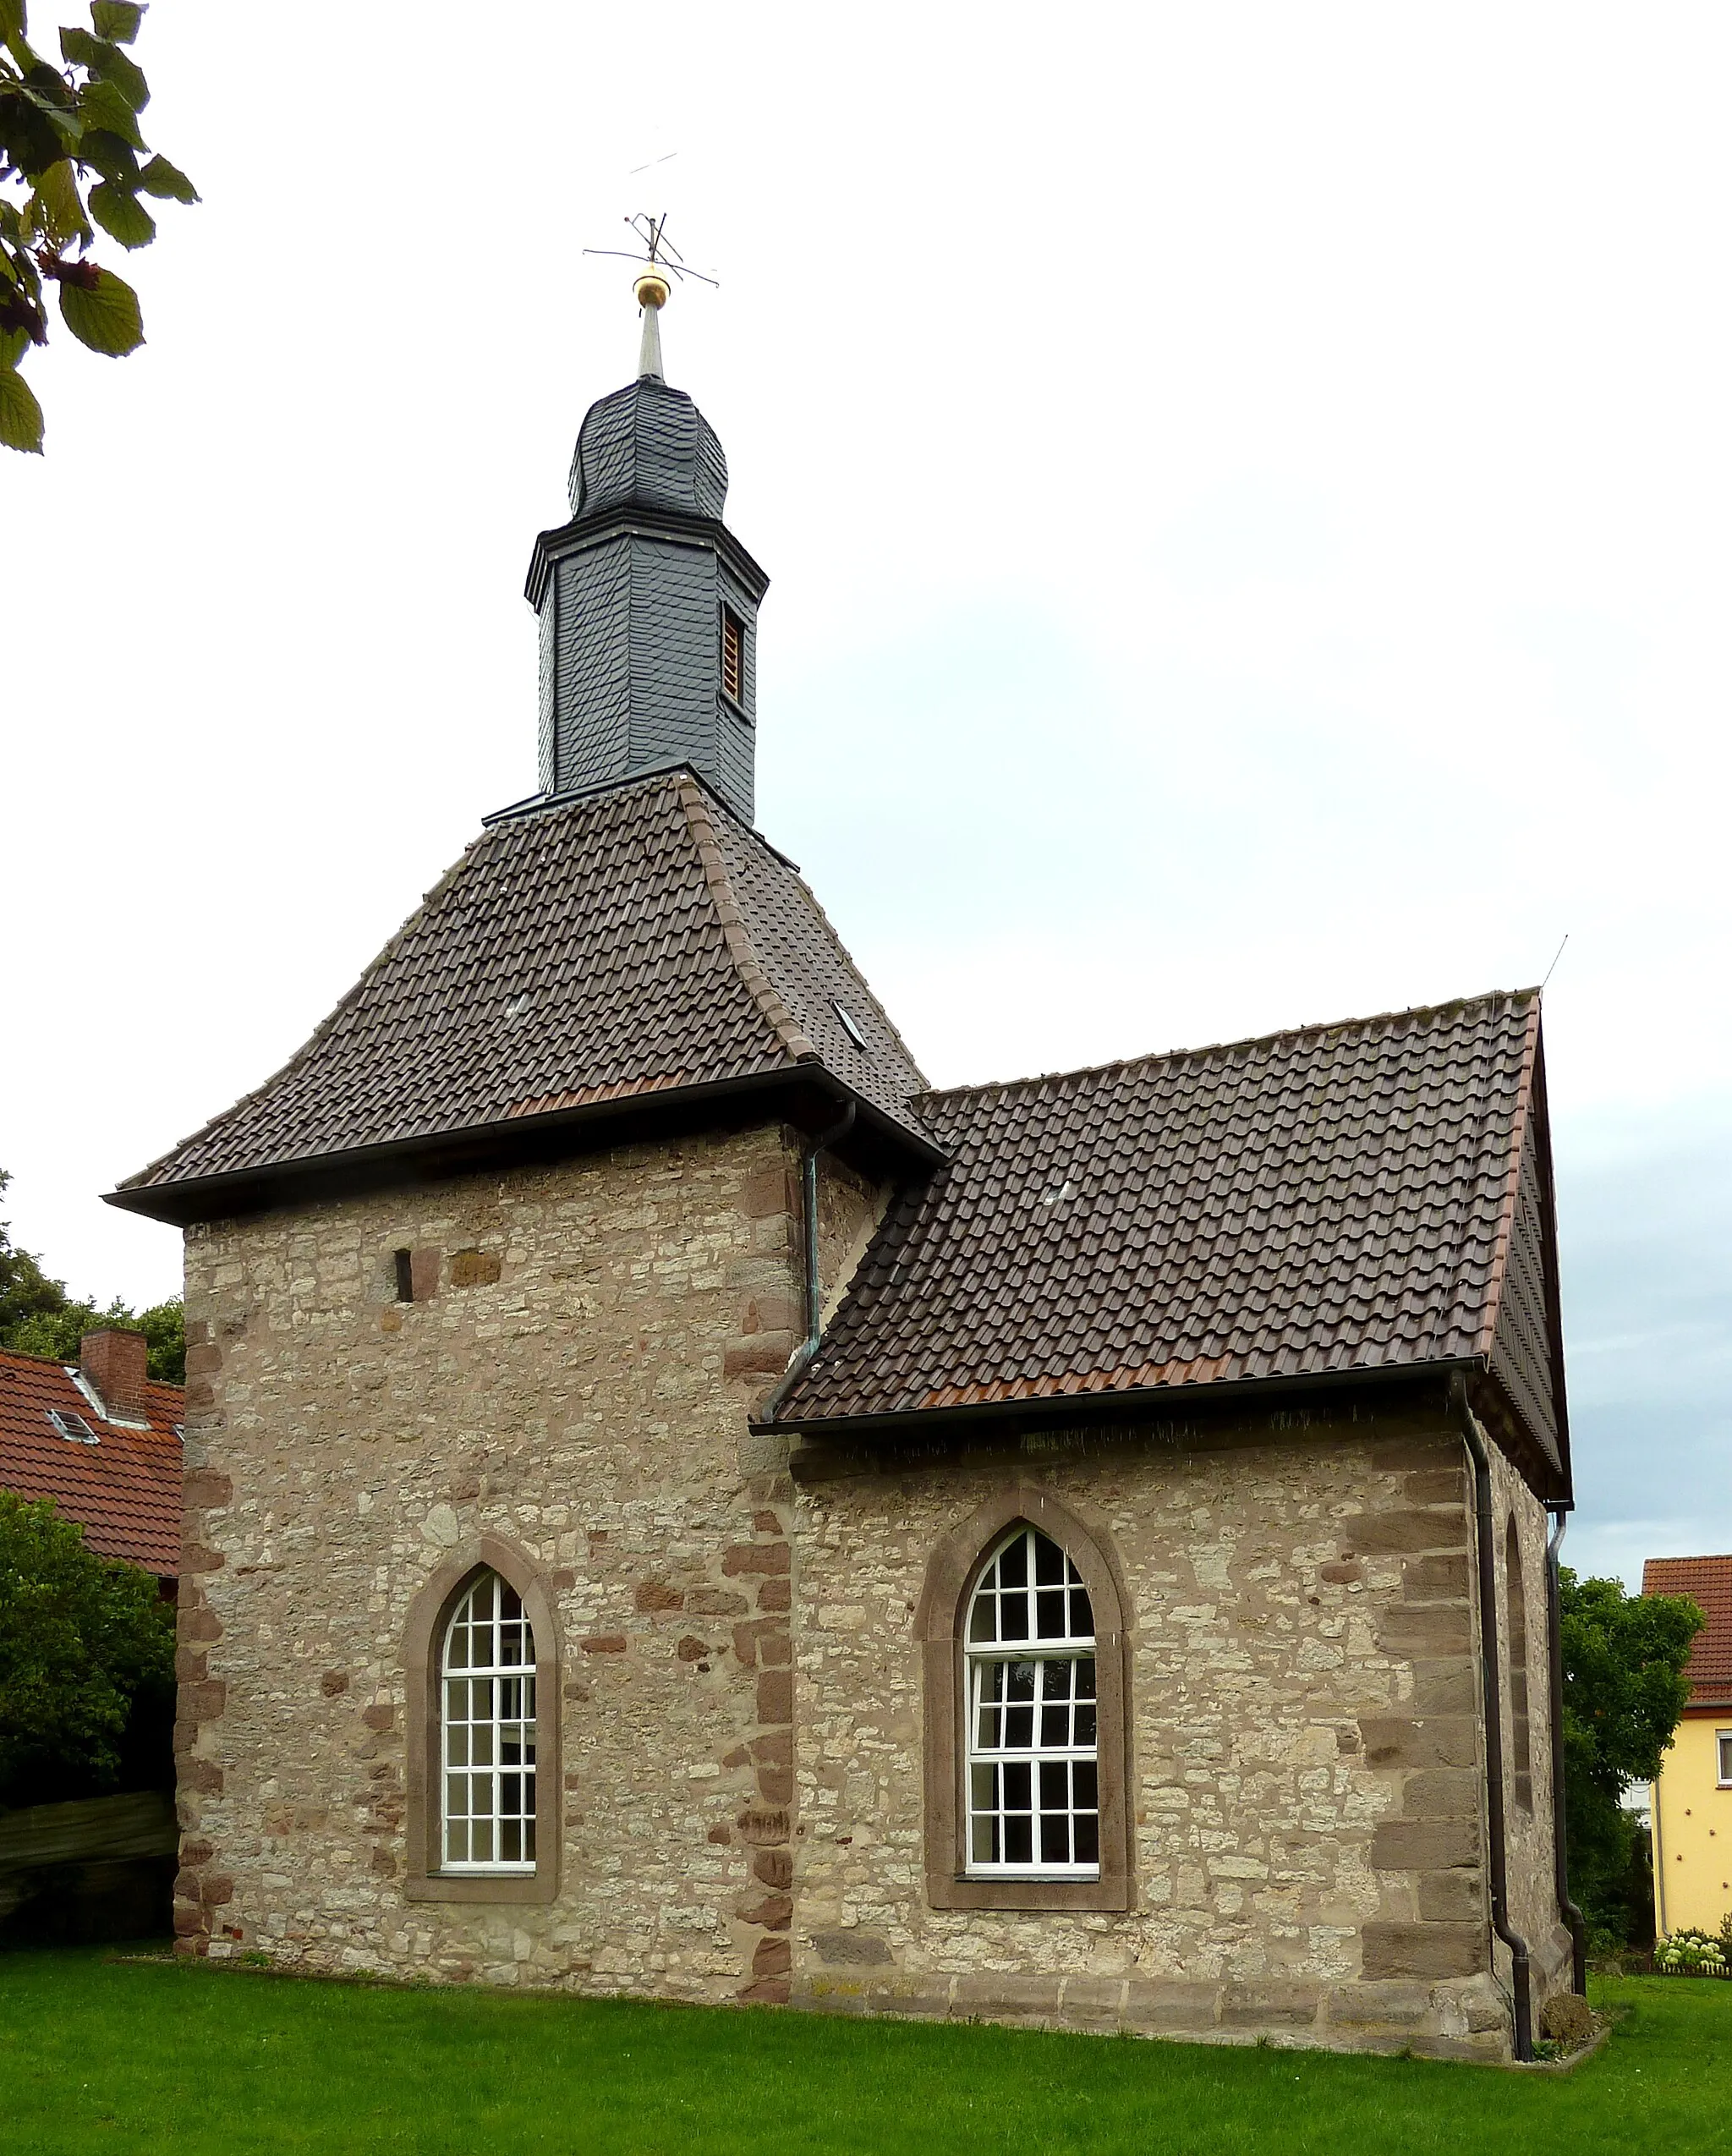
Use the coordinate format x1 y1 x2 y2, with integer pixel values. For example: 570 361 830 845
112 267 1585 2061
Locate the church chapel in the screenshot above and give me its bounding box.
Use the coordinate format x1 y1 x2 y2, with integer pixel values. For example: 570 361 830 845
112 276 1585 2060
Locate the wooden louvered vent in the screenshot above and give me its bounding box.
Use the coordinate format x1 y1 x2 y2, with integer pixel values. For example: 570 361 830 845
721 608 743 705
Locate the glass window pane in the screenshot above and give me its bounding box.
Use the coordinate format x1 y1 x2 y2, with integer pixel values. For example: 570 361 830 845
1076 1658 1096 1698
501 1821 520 1862
446 1822 466 1862
1075 1702 1097 1747
1007 1661 1037 1702
501 1583 522 1620
472 1725 494 1767
999 1591 1028 1640
1004 1814 1033 1863
1039 1813 1070 1864
969 1597 997 1643
1005 1703 1033 1748
1039 1759 1070 1808
447 1627 469 1670
972 1816 998 1863
977 1705 1001 1748
446 1774 468 1819
524 1818 536 1859
1040 1703 1069 1747
447 1727 469 1767
1033 1533 1065 1585
1074 1760 1099 1809
471 1819 493 1863
1074 1813 1099 1866
1071 1587 1094 1636
999 1535 1028 1588
1003 1762 1031 1810
1036 1588 1067 1638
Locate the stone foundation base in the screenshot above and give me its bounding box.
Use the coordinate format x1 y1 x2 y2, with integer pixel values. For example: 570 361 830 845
794 1971 1515 2062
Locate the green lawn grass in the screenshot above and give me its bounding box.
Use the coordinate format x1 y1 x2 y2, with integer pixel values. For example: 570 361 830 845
1 1950 1729 2154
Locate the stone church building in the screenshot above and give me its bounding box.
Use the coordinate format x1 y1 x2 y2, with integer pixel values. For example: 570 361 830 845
112 284 1584 2060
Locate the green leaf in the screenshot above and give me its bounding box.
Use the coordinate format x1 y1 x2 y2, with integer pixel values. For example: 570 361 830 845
136 151 196 203
90 1 145 41
29 157 90 247
0 326 29 367
58 261 140 354
76 74 142 145
0 359 45 453
79 126 140 185
60 25 148 107
88 177 152 247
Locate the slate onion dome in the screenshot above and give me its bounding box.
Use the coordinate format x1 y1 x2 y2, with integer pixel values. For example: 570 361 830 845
527 261 769 822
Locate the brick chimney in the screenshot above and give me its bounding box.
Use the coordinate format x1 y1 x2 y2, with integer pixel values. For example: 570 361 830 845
81 1327 150 1424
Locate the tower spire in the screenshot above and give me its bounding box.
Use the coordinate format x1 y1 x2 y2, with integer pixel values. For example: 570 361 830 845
634 265 668 382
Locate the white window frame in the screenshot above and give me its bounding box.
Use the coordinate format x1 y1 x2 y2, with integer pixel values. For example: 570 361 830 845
1717 1731 1732 1789
963 1524 1100 1879
439 1571 538 1874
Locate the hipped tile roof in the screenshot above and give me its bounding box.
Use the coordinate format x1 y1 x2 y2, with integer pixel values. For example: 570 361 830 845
0 1350 182 1576
118 771 928 1202
772 989 1559 1462
1643 1556 1732 1702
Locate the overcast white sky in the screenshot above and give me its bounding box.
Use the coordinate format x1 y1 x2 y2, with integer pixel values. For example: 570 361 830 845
3 3 1728 1584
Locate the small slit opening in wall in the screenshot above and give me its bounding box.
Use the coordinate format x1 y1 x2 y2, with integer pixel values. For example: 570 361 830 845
394 1249 414 1303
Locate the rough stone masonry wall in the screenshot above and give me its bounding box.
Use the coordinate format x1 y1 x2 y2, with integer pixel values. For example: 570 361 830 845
790 1408 1570 2060
173 1125 877 2002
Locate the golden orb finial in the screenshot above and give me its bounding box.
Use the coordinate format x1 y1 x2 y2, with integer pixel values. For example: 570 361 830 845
633 267 671 310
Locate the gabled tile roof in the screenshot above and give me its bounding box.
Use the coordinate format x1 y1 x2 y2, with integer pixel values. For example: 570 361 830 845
1643 1556 1732 1702
770 989 1561 1469
0 1350 182 1576
116 771 929 1210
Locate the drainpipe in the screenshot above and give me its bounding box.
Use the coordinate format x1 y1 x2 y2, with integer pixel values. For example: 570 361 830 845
1545 1502 1590 1994
756 1101 856 1423
1451 1373 1534 2062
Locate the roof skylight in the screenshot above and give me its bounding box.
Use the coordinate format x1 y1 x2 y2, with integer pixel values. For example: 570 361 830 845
832 1000 869 1052
47 1408 98 1445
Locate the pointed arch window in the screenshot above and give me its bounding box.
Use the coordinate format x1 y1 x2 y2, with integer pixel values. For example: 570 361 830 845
965 1528 1099 1873
441 1571 537 1871
918 1489 1132 1912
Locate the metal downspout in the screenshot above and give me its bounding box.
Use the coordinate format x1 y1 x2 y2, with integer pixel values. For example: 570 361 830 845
1545 1503 1590 1993
1451 1374 1535 2061
756 1103 857 1424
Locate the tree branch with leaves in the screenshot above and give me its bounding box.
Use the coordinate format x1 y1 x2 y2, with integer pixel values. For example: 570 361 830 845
0 0 196 454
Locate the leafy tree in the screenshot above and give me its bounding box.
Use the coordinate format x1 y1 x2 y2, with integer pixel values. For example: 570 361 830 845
1559 1564 1702 1950
0 1490 176 1808
0 1167 184 1381
1 0 197 453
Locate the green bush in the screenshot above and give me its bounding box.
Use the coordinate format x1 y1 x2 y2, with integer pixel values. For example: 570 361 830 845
0 1490 175 1809
1655 1928 1729 1976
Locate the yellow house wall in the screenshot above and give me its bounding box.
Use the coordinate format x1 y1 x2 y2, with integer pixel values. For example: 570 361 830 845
1652 1714 1732 1937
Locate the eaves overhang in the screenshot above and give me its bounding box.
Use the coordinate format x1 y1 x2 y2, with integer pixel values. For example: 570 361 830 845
759 1355 1485 1444
106 1065 945 1230
524 502 770 612
765 1352 1569 1504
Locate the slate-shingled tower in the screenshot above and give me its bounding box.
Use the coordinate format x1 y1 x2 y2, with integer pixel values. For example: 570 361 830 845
114 276 1587 2061
529 288 765 817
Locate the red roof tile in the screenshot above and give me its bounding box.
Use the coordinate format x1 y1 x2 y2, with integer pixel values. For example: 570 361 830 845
770 989 1563 1473
116 771 929 1212
0 1349 182 1575
1643 1555 1732 1701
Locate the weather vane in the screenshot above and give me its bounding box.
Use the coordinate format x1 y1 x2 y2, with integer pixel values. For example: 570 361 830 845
584 197 717 383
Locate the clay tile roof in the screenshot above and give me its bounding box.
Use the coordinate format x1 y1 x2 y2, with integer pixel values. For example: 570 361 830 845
0 1349 183 1576
1643 1556 1732 1701
116 770 929 1209
771 988 1560 1464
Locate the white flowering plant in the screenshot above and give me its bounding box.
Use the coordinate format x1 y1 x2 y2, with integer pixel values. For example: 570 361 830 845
1656 1928 1730 1976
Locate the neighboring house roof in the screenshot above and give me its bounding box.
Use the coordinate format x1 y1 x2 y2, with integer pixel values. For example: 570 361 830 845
112 769 931 1221
0 1350 182 1576
768 988 1565 1477
1643 1555 1732 1703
